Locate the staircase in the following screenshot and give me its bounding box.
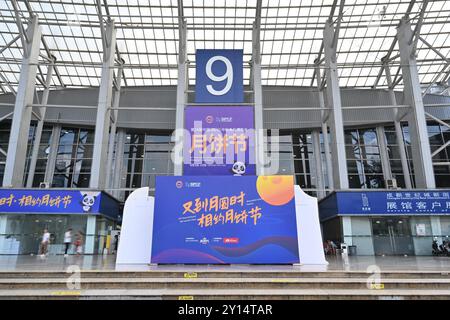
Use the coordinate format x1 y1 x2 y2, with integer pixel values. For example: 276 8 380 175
0 270 449 299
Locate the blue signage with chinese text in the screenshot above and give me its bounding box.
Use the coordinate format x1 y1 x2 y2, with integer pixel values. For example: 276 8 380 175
195 49 243 103
319 191 450 220
151 175 299 264
0 189 119 219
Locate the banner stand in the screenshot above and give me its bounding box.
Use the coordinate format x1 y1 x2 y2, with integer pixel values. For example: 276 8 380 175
116 184 327 266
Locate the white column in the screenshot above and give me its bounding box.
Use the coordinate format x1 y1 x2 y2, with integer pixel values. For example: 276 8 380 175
26 62 54 187
84 215 97 255
316 64 334 190
3 16 41 187
174 19 187 176
90 20 116 189
323 21 349 189
397 18 435 188
105 63 123 190
253 21 265 175
312 130 325 199
384 64 412 188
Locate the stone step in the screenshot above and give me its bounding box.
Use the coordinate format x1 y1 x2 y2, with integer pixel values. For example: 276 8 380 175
1 277 450 290
0 270 448 279
1 288 450 300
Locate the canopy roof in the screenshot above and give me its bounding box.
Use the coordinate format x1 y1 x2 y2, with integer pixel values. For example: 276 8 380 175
0 0 449 93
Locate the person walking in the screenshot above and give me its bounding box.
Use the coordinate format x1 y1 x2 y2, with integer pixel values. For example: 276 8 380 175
74 231 83 256
63 228 72 257
39 228 51 257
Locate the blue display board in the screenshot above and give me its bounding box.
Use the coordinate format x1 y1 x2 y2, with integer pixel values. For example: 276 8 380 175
0 189 119 218
195 49 243 103
151 175 299 264
319 191 450 219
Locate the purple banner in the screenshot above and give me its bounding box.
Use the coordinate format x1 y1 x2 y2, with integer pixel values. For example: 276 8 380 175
184 106 256 176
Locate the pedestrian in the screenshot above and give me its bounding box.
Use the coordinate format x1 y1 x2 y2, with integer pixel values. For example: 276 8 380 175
63 228 72 257
74 231 83 256
39 228 51 257
113 234 119 254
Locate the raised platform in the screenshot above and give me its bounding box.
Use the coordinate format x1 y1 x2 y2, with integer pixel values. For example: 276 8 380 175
0 255 449 299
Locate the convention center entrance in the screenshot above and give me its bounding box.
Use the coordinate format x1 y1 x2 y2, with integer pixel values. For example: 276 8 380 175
371 217 415 256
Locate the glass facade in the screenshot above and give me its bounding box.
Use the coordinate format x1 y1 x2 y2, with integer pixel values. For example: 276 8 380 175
0 214 114 255
345 127 384 189
0 120 449 197
52 127 94 188
122 130 174 199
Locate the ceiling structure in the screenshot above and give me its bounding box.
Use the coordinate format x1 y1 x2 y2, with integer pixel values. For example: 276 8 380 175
0 0 449 93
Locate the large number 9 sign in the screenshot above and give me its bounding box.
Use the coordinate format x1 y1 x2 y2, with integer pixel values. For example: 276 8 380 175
205 56 233 96
195 49 243 103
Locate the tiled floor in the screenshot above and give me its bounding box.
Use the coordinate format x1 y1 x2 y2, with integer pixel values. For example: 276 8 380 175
0 254 449 272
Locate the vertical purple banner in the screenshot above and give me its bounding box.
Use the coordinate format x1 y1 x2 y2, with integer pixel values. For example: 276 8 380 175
184 106 256 176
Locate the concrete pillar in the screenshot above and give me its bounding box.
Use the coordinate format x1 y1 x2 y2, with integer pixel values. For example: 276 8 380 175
3 16 41 187
253 21 265 175
376 126 393 183
90 20 116 189
384 64 412 188
323 21 349 189
397 18 435 188
84 215 96 254
173 20 187 176
26 62 54 187
312 130 325 199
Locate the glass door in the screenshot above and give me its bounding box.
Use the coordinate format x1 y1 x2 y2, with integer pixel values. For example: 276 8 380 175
371 217 414 255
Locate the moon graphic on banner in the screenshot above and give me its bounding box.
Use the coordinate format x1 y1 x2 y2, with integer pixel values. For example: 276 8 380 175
256 176 294 206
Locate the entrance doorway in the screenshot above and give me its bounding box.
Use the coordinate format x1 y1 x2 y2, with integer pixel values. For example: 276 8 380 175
371 217 414 255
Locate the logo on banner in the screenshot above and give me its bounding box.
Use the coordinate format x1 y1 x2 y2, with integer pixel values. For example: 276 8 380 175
175 181 183 189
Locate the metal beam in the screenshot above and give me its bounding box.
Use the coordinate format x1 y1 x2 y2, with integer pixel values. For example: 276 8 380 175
410 0 429 55
0 34 20 55
96 0 108 51
10 0 29 57
3 15 41 187
0 73 17 95
418 36 449 63
310 0 338 86
422 62 450 97
431 140 450 158
372 0 417 88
